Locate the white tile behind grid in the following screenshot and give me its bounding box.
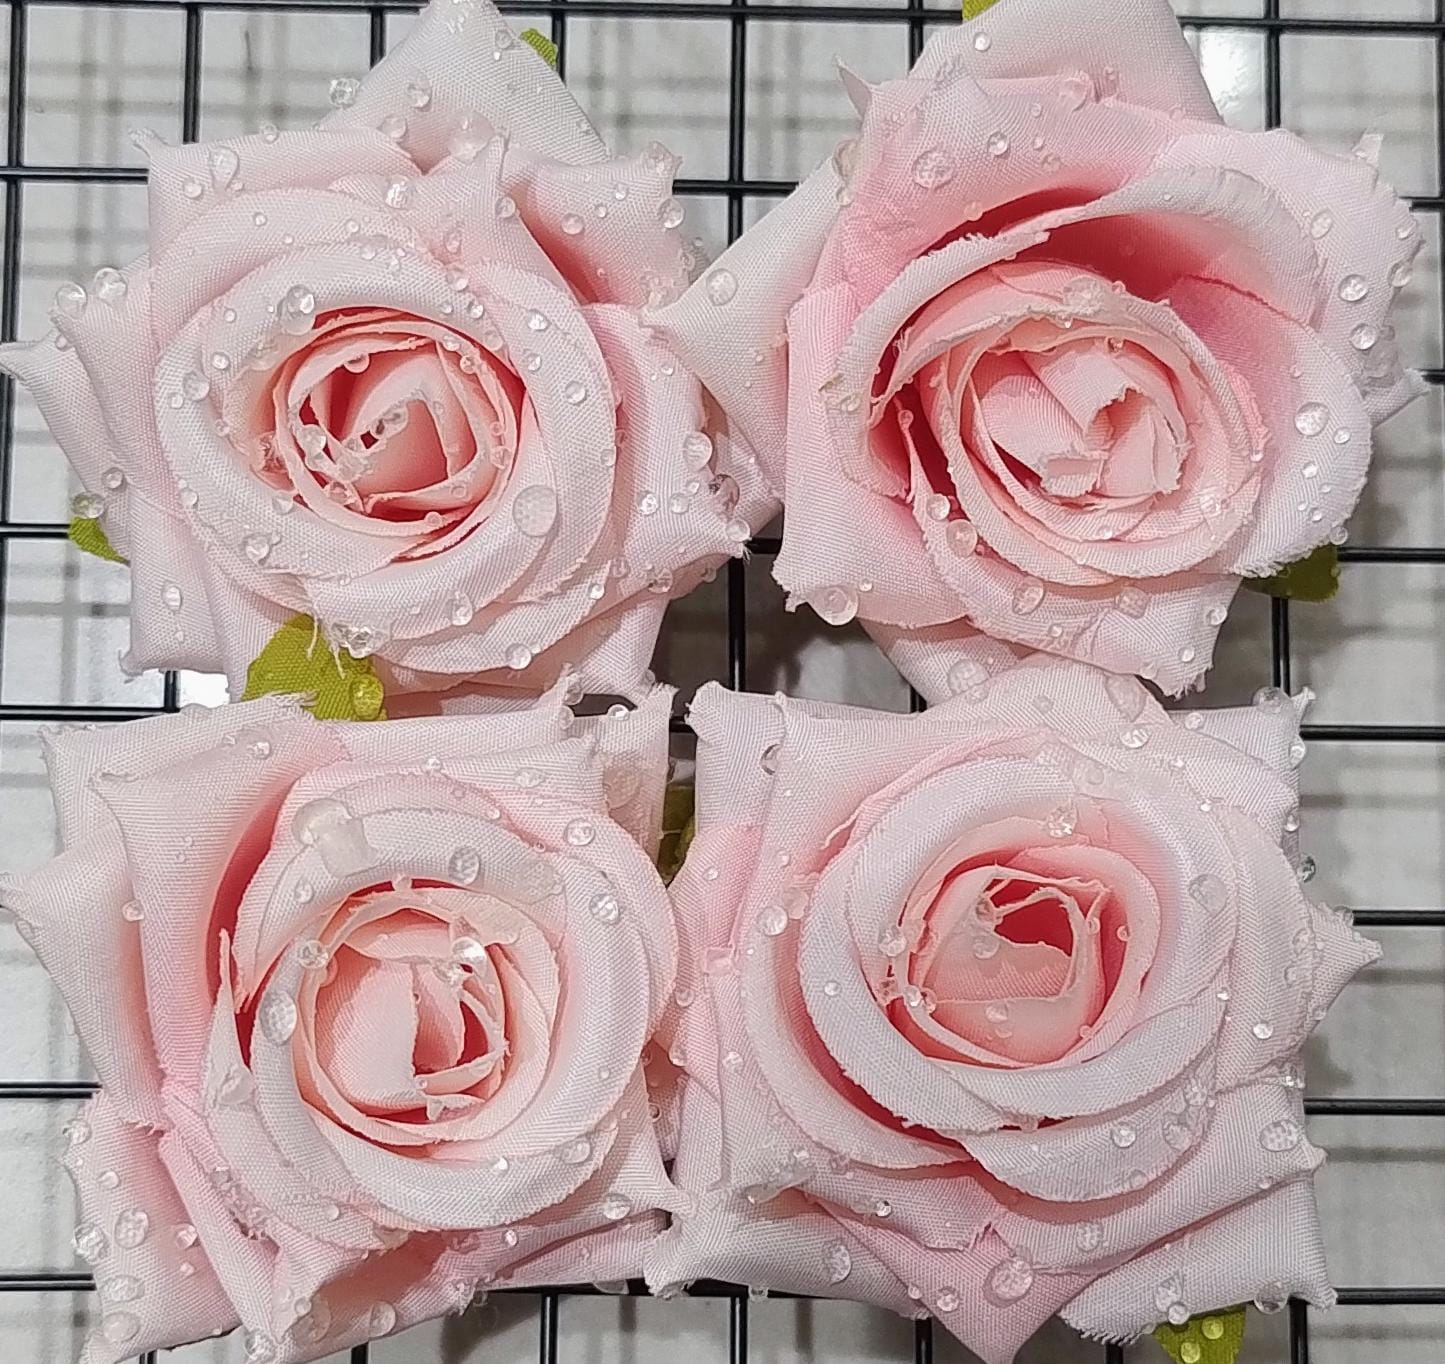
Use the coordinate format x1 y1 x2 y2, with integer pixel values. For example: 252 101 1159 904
23 5 184 167
0 3 1442 1364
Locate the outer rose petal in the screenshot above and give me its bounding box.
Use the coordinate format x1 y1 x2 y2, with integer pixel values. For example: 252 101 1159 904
69 1092 238 1364
648 161 842 487
325 0 609 171
921 0 1218 124
1061 1180 1334 1340
2 844 163 1128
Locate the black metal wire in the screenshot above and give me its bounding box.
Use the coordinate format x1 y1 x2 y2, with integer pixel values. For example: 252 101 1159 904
0 4 1439 1364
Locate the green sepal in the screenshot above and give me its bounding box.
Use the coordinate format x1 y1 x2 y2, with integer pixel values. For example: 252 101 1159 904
1243 544 1340 604
520 28 559 69
68 517 127 564
1152 1305 1247 1364
657 782 696 884
963 0 1001 18
240 614 388 721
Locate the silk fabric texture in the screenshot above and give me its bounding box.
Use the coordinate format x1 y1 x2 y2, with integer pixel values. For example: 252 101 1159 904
2 683 682 1363
0 0 772 701
649 650 1375 1364
653 0 1423 698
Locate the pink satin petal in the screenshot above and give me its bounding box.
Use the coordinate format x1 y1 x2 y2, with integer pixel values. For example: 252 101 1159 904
60 1091 237 1364
1061 1179 1334 1339
324 0 609 172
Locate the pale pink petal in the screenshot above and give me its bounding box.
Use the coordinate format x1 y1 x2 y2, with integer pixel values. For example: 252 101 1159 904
325 0 609 171
1061 1180 1334 1339
649 161 841 487
67 1091 237 1364
917 0 1219 124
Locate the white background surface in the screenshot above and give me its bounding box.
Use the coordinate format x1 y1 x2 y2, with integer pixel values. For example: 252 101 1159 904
0 1 1442 1361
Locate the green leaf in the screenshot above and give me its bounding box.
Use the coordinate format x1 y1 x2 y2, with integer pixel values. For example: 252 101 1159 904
240 614 388 721
963 0 1001 18
67 516 127 565
520 27 559 69
656 782 696 884
1242 544 1340 604
1153 1306 1247 1364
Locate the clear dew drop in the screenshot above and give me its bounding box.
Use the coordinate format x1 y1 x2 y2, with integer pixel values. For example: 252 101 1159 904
704 269 738 306
935 1287 960 1313
601 1192 633 1221
100 1312 141 1347
561 213 585 236
1253 1281 1288 1314
911 147 958 189
1337 274 1369 303
1350 322 1379 351
757 904 789 937
72 491 105 520
1075 1220 1103 1252
100 1274 143 1304
161 581 184 612
328 76 361 109
448 846 482 885
563 380 588 405
1252 1020 1275 1041
207 145 240 190
1259 1118 1302 1152
813 585 859 626
506 643 534 671
659 197 686 230
823 1241 852 1284
242 532 271 565
1104 673 1147 721
257 988 298 1044
407 77 432 109
92 268 127 306
72 1222 110 1264
512 484 559 537
1253 685 1290 714
986 131 1010 158
368 1301 397 1338
984 1256 1035 1305
53 280 87 322
1389 259 1414 289
1012 577 1045 615
565 818 596 847
973 30 992 51
278 284 317 336
1309 209 1334 239
682 430 714 469
946 520 979 555
1110 1122 1137 1149
589 890 621 925
181 176 204 200
1294 402 1330 437
112 1208 150 1249
557 1137 592 1166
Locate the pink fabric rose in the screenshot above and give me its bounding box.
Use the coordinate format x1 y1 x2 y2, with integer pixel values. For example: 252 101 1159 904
653 0 1422 697
0 0 769 698
648 652 1375 1362
1 683 680 1363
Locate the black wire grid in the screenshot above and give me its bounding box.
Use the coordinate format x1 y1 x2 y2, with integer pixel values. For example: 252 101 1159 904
0 1 1440 1362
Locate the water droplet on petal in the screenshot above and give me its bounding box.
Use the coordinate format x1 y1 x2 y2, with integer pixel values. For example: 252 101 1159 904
1309 209 1334 239
1259 1118 1302 1151
101 1311 141 1347
705 269 738 305
113 1208 150 1249
328 76 360 109
984 1257 1034 1304
506 643 534 671
813 585 858 626
258 989 298 1044
911 148 958 189
1012 578 1045 614
512 484 558 536
601 1193 632 1221
563 380 588 405
558 1137 592 1165
1110 1122 1137 1149
986 131 1010 157
1294 402 1330 437
1337 274 1368 303
1252 1020 1275 1041
589 891 620 925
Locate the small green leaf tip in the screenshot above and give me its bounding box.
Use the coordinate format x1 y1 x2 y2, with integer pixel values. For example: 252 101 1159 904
1243 544 1341 604
241 614 388 721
